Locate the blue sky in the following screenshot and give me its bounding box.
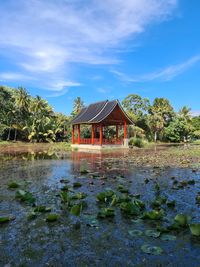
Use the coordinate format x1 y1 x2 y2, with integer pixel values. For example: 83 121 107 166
0 0 200 115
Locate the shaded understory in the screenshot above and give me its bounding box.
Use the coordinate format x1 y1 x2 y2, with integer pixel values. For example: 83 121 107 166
1 145 200 266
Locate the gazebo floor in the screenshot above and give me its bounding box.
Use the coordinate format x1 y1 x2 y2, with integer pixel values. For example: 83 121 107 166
71 144 129 150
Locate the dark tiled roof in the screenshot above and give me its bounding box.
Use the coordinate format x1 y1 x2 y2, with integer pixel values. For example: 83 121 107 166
71 100 133 125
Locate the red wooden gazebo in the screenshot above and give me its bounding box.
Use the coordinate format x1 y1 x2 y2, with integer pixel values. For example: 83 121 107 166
71 100 133 147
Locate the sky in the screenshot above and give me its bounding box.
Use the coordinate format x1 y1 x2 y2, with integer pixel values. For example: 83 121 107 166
0 0 200 115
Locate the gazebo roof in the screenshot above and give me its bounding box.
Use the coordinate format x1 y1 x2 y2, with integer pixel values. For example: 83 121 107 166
71 99 133 125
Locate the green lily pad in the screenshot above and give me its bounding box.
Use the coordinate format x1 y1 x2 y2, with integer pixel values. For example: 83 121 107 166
174 214 190 227
80 168 89 174
70 204 82 216
145 229 161 238
34 206 51 213
141 244 163 255
8 182 19 189
143 209 164 220
97 208 115 218
117 184 129 193
128 229 143 237
120 202 140 216
160 234 176 241
189 224 200 236
0 217 12 224
15 190 35 205
73 182 82 188
46 214 59 222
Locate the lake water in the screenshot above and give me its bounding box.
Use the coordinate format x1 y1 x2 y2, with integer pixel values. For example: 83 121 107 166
1 148 200 266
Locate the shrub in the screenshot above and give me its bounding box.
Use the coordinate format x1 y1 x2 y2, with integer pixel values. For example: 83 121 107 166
128 137 146 148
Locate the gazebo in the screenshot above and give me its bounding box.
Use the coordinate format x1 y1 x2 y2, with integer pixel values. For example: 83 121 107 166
71 99 133 149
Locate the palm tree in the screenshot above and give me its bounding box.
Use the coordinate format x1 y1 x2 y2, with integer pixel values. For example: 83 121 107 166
71 97 84 117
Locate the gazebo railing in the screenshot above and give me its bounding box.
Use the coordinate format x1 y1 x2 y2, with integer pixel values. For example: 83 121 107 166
74 138 123 145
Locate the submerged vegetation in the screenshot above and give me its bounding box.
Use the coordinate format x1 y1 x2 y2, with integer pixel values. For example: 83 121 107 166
1 146 200 265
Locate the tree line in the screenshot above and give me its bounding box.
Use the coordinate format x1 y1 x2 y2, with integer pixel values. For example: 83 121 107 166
0 86 200 143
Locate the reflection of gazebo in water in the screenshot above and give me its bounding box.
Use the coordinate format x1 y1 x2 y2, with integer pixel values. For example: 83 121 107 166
71 100 133 149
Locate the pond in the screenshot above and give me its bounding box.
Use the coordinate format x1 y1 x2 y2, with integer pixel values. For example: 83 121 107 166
1 146 200 266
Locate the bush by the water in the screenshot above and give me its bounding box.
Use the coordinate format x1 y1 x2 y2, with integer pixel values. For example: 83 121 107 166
128 137 146 148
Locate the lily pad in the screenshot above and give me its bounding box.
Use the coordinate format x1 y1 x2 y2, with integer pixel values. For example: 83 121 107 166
117 184 129 193
145 229 161 238
128 229 143 237
143 209 164 220
80 168 89 174
34 206 51 213
70 204 82 216
120 202 140 216
0 217 12 224
15 190 35 205
141 244 163 255
46 214 59 222
174 214 190 227
189 224 200 236
97 208 115 218
8 182 19 189
160 234 176 241
73 182 82 188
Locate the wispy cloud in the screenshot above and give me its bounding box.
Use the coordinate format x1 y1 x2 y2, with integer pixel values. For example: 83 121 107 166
97 88 110 94
191 110 200 117
0 0 177 92
112 55 200 82
0 72 34 82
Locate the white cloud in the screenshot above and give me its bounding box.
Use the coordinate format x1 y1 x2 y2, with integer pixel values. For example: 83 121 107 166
0 0 177 91
97 88 110 94
0 72 33 81
191 110 200 117
112 55 200 82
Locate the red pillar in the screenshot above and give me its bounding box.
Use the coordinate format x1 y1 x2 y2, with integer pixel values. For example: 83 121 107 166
100 124 103 146
91 125 94 145
124 121 127 139
78 124 80 144
116 125 119 139
72 125 75 144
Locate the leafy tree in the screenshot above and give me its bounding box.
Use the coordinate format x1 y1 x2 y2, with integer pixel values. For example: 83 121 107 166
165 115 194 142
148 98 174 142
122 94 150 122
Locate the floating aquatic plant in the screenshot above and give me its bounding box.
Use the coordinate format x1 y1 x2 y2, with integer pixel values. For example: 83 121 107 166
73 182 82 188
70 203 82 216
46 214 59 222
120 202 140 216
97 208 115 218
141 244 163 255
0 216 13 224
145 229 161 238
160 234 176 241
189 224 200 236
8 182 19 189
128 229 143 237
174 214 190 227
15 190 35 205
143 209 164 220
34 206 51 213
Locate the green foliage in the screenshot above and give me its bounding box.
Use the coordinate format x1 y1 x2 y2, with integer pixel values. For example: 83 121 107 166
128 137 146 148
0 86 70 142
189 224 200 236
15 190 35 205
46 214 59 222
